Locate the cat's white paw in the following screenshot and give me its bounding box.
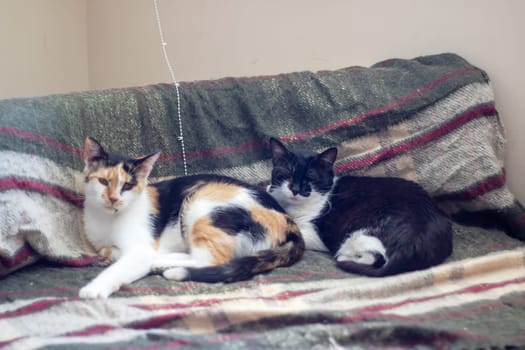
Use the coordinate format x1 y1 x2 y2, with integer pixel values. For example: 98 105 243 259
78 281 117 299
163 267 188 281
336 252 375 265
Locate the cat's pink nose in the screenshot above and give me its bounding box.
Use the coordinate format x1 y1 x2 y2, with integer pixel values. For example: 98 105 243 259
109 197 118 205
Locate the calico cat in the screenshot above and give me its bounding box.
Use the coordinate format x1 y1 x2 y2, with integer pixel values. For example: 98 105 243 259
79 137 304 298
267 138 452 277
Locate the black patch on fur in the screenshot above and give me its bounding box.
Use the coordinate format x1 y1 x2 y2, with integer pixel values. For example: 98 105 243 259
211 206 266 242
252 191 286 213
149 174 287 239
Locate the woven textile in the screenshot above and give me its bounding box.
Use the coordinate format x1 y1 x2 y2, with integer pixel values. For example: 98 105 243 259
1 53 524 348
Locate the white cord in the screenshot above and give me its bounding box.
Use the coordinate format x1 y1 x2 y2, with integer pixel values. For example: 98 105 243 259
153 0 188 175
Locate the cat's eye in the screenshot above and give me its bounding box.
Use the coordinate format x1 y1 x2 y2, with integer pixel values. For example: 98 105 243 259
98 178 109 186
121 182 134 191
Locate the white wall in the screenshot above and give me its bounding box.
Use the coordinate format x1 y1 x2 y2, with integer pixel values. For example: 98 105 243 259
0 0 89 99
88 0 525 203
1 0 524 202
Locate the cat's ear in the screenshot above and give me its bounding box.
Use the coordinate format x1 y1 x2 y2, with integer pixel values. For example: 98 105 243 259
318 147 338 167
83 136 107 171
269 138 288 164
134 152 160 179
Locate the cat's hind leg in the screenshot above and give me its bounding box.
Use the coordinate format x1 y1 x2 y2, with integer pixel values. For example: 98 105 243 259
159 247 217 281
152 252 192 265
151 252 202 270
335 229 387 267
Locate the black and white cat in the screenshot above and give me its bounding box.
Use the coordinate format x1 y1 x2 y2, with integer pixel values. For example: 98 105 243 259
80 137 304 298
267 138 453 277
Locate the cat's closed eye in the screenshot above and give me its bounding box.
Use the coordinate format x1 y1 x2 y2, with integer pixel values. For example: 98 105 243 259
98 178 109 186
306 169 318 181
274 168 291 182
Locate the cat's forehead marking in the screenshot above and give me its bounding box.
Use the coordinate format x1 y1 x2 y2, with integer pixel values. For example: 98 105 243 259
105 163 126 182
87 162 132 184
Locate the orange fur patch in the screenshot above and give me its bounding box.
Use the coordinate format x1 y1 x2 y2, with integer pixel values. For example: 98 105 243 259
98 246 114 258
147 186 160 215
249 207 288 245
104 164 125 203
191 217 234 265
152 237 160 251
186 182 241 205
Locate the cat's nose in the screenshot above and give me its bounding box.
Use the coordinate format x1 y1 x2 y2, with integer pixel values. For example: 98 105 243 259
109 197 118 205
289 184 300 196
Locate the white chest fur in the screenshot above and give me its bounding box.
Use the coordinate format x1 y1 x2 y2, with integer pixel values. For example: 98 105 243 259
268 182 329 252
83 191 154 253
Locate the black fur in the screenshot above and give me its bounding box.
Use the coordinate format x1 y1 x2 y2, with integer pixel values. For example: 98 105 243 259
150 174 286 238
316 176 453 276
268 137 453 277
211 206 266 242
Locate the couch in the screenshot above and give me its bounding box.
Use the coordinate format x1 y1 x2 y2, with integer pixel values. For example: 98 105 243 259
1 53 524 349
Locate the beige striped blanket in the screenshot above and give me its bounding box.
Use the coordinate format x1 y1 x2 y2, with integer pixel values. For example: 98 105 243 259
1 53 524 348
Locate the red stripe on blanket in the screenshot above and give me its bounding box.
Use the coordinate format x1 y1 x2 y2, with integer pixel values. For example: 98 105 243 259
414 296 525 322
132 298 222 311
0 244 35 269
339 295 525 340
345 276 525 317
0 336 28 349
132 289 320 311
335 104 497 173
129 311 189 329
1 68 482 164
434 171 506 202
0 127 82 156
0 177 83 207
288 67 481 141
161 67 481 161
49 255 100 267
0 298 69 319
63 324 117 337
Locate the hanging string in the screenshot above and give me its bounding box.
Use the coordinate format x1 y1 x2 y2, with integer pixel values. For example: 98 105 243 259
153 0 188 175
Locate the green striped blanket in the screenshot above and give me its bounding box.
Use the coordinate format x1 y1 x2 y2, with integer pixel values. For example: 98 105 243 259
1 53 524 349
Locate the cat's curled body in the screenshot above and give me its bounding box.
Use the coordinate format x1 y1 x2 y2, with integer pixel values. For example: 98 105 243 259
80 137 304 298
267 138 452 277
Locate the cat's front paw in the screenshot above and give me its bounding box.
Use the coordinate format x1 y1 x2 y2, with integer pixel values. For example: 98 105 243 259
78 281 117 299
